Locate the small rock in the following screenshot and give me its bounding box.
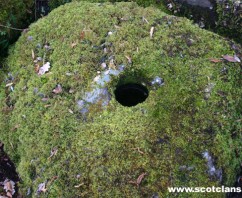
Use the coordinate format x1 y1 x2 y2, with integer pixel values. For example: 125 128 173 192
101 62 107 69
27 36 33 41
151 76 164 86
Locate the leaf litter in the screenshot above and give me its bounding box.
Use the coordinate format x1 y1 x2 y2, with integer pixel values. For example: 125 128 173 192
222 55 241 63
52 84 62 94
2 179 15 198
128 172 147 187
38 62 51 75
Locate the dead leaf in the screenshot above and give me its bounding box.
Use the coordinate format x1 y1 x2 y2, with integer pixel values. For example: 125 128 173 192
7 192 12 198
223 55 241 63
69 89 75 94
5 83 13 87
32 49 35 60
71 41 78 48
128 172 147 187
80 31 85 40
3 179 15 198
150 27 154 38
48 147 58 159
37 182 47 194
38 62 50 75
74 183 84 188
209 58 222 63
41 98 49 102
68 109 74 114
136 172 147 186
53 84 62 94
125 55 132 64
0 195 9 198
35 64 40 73
48 176 58 185
109 59 116 69
11 124 20 131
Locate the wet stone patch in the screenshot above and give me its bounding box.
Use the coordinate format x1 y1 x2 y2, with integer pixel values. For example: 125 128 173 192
77 63 126 114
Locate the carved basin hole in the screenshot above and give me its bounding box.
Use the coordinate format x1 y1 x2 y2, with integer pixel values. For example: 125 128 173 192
115 83 149 107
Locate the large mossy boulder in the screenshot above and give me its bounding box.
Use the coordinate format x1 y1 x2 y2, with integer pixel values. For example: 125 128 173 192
1 2 242 197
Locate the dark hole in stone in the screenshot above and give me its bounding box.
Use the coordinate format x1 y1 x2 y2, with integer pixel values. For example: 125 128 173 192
115 83 149 107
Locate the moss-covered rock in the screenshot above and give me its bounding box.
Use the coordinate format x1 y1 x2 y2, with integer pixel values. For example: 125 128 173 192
48 0 242 44
1 2 242 197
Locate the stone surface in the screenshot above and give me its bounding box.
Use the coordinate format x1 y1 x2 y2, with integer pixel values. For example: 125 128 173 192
177 0 213 8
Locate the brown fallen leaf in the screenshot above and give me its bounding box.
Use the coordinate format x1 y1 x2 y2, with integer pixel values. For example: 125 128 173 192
128 172 147 187
80 31 85 40
0 195 9 198
209 58 222 63
48 176 58 185
3 179 15 198
128 180 137 185
53 84 62 94
136 172 147 186
7 192 12 198
222 55 241 63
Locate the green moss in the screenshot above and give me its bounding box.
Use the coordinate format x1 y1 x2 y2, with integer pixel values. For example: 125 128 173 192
0 2 241 197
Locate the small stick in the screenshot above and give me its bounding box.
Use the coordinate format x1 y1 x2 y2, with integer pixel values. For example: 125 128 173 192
131 147 144 155
0 24 25 31
150 27 154 38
